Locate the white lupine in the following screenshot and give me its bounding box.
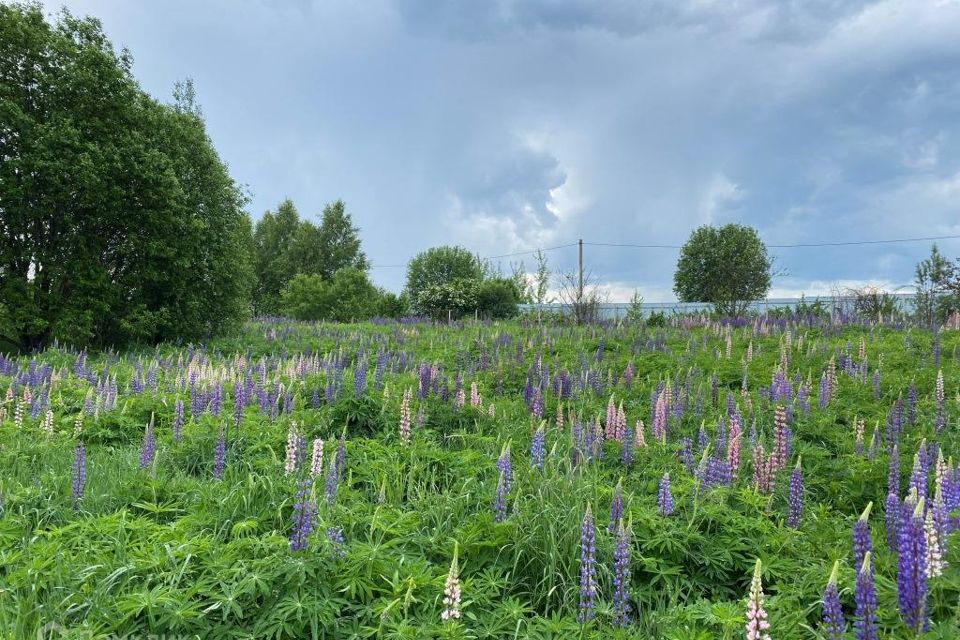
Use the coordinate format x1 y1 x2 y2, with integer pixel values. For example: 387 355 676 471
309 438 324 476
284 422 300 476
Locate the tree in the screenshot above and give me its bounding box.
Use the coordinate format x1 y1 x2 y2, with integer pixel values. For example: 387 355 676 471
673 224 772 316
253 199 301 315
0 4 253 350
416 279 481 321
477 278 522 319
405 246 483 313
314 200 368 280
280 267 379 322
914 244 958 326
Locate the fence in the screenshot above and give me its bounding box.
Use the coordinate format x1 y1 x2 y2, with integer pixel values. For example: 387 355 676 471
519 294 918 320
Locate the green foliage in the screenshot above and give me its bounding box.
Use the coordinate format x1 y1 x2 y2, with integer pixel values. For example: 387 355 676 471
0 4 254 351
625 291 644 323
416 278 481 320
374 290 411 319
280 268 379 322
914 244 960 325
405 246 483 314
253 199 368 315
673 224 772 316
476 278 522 320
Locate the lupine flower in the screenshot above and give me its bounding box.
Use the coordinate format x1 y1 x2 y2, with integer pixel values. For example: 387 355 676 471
399 388 412 445
612 519 631 627
679 437 694 473
441 543 462 622
854 417 865 456
885 491 901 552
658 473 674 516
888 444 900 498
621 420 634 466
577 505 597 624
327 526 346 560
855 552 878 640
470 381 481 407
822 561 845 640
284 423 299 476
172 398 184 443
496 444 512 493
310 438 324 477
924 508 946 578
530 425 545 470
213 424 226 479
745 558 771 640
139 416 156 469
335 431 347 479
897 493 928 633
787 457 804 528
71 441 86 507
290 478 317 552
492 473 508 523
324 455 339 506
853 502 873 571
772 405 790 472
634 420 646 448
652 390 668 443
609 478 624 533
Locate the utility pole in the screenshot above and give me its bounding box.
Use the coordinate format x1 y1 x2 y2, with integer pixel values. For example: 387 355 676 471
578 239 583 301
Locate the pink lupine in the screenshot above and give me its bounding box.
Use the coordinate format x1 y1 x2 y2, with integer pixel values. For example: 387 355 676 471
470 382 481 407
771 405 789 473
615 402 626 443
605 396 617 440
746 559 772 640
634 420 647 448
441 544 462 622
652 392 668 444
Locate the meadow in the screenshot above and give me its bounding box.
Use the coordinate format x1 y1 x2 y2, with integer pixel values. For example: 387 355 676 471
0 316 958 639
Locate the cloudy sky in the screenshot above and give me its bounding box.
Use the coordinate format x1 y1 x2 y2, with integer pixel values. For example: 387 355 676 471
40 0 960 299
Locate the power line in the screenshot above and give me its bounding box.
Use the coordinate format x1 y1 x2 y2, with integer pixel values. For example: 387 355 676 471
369 242 578 269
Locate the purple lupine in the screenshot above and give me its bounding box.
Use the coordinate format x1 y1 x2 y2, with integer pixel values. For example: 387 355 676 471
621 419 634 467
290 478 317 552
897 493 928 633
577 505 597 624
787 457 804 528
71 441 86 507
888 444 900 498
530 426 545 470
822 561 845 640
853 502 873 571
885 491 901 552
855 552 878 640
172 399 184 443
327 526 346 560
354 359 367 395
907 382 917 425
213 424 226 479
139 417 156 469
612 520 631 627
324 456 339 506
496 444 512 494
679 437 694 473
658 473 674 516
609 479 624 533
233 383 245 427
492 473 508 523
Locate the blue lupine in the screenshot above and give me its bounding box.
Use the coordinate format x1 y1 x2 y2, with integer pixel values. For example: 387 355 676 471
897 493 928 633
71 441 86 507
213 424 226 479
658 473 674 516
855 552 877 640
530 426 545 470
290 478 317 552
577 505 597 624
327 526 346 560
139 417 156 469
492 473 508 523
822 561 845 640
612 520 631 627
172 399 184 443
885 491 901 552
787 458 803 528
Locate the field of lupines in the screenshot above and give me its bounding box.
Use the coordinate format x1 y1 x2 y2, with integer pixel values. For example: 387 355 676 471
1 316 959 639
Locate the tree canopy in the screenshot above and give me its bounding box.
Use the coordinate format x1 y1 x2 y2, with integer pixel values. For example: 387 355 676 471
0 4 253 351
405 246 484 314
673 224 772 316
253 199 368 314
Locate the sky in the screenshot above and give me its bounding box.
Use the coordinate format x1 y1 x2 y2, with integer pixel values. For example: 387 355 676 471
37 0 960 300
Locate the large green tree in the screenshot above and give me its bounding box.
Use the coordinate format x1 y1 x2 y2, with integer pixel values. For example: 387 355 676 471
673 224 772 316
253 199 368 314
0 4 253 351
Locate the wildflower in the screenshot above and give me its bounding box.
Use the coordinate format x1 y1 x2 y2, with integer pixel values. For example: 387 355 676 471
658 473 674 516
852 502 873 571
327 526 346 560
284 422 299 476
71 441 86 507
897 494 928 633
399 388 412 445
530 425 545 470
290 478 317 552
822 561 845 640
470 381 480 407
441 543 462 622
310 438 324 476
139 415 156 469
621 420 634 467
324 455 339 506
172 398 184 443
634 420 647 448
492 473 508 522
787 457 803 528
609 478 624 533
612 519 631 627
578 505 597 624
652 391 668 443
771 405 790 472
496 444 512 493
885 491 900 552
924 508 946 578
745 558 771 640
213 424 226 479
855 552 878 640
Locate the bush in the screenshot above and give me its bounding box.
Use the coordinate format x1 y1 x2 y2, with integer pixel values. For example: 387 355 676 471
476 278 522 319
280 268 378 322
416 278 480 320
